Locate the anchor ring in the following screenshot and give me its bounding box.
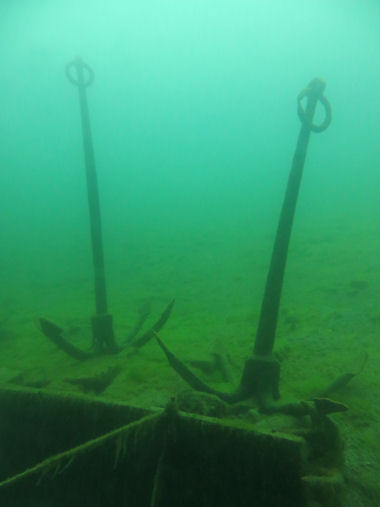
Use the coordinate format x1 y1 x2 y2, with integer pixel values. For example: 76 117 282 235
65 58 95 88
297 88 331 133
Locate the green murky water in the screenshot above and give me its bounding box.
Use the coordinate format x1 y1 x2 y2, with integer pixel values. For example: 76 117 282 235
0 1 379 505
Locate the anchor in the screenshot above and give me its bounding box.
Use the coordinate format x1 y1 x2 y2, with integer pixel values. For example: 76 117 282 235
38 57 174 360
155 78 342 417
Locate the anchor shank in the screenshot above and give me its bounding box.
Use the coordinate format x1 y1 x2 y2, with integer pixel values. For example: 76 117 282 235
74 58 108 316
253 81 321 356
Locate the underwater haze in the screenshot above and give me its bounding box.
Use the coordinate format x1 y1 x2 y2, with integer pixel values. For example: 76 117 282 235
1 0 380 503
1 0 380 351
1 0 380 363
1 0 379 323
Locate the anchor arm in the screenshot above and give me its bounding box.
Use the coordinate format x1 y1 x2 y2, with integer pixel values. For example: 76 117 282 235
38 300 175 360
154 332 237 403
124 301 151 344
131 300 175 349
38 318 92 361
